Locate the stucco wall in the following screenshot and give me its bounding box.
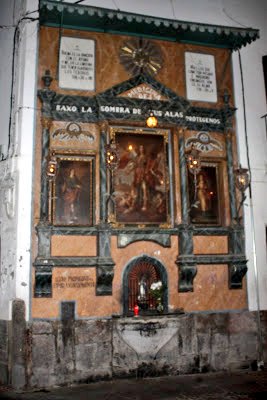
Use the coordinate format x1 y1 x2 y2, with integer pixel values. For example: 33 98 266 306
32 21 250 317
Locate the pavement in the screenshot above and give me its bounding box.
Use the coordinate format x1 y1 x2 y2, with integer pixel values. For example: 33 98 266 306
0 369 267 399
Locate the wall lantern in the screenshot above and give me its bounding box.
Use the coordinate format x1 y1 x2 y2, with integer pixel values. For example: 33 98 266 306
105 142 120 171
105 141 120 221
186 144 202 208
234 165 250 218
186 144 201 175
146 111 158 128
234 165 250 191
46 152 58 179
42 69 53 89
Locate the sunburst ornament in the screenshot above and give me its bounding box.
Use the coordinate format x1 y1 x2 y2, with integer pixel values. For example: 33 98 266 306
119 38 163 75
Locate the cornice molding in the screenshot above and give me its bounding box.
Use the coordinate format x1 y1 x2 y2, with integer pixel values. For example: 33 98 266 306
40 0 259 50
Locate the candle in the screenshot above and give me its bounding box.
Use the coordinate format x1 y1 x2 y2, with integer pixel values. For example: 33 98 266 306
134 304 139 317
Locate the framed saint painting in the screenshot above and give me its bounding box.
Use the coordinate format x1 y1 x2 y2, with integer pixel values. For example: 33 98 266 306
50 152 95 226
188 162 221 225
110 127 171 226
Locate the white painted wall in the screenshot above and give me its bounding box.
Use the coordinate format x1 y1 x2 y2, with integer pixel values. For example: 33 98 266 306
14 0 39 320
0 0 266 320
0 1 14 159
0 0 21 320
232 0 267 311
0 0 38 320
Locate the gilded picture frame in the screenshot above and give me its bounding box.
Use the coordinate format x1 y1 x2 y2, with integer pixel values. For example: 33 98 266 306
110 127 170 226
51 152 95 226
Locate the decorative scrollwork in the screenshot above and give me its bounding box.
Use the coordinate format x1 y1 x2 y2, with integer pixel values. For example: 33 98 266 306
52 122 95 143
185 131 223 153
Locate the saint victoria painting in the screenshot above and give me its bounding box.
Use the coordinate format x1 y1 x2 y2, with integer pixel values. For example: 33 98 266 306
188 163 220 225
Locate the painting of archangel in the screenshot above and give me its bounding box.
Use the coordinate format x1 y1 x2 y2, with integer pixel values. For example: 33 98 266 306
114 131 169 225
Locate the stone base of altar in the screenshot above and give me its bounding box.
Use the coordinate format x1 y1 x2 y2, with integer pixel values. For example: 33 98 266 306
2 302 267 389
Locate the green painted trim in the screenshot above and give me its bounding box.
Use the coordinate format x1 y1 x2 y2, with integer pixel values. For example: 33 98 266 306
40 0 259 50
178 39 230 49
41 22 232 48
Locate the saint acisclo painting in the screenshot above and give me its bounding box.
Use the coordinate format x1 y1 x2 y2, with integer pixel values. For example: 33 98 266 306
52 158 94 226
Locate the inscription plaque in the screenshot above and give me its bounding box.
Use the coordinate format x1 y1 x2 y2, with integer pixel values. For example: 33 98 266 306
185 52 217 103
54 275 95 289
59 36 95 91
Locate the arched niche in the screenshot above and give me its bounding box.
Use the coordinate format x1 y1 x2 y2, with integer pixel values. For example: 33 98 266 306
122 255 168 316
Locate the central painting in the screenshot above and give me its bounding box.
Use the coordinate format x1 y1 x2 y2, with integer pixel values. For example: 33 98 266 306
111 127 170 226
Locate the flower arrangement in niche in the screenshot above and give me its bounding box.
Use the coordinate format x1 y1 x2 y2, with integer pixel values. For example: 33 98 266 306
150 281 164 313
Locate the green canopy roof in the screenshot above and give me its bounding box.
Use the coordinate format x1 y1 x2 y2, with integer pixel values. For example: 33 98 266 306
40 0 259 50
